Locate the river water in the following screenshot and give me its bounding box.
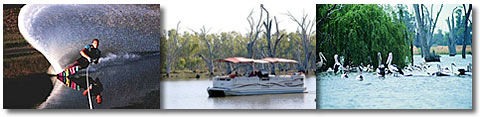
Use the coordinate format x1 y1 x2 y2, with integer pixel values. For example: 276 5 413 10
317 55 472 109
162 76 316 109
16 4 161 109
38 54 160 109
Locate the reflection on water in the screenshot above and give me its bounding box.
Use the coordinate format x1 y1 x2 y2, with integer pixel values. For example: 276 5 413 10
39 55 160 109
162 76 316 109
317 55 472 109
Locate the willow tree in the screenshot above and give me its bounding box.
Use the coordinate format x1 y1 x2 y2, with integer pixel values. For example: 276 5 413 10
316 4 343 71
317 4 410 69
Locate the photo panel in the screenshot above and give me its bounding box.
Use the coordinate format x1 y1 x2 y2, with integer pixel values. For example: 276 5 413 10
160 3 316 109
315 4 472 109
3 4 161 109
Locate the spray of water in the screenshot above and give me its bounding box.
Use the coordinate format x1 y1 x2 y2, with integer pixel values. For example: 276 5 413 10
18 4 161 73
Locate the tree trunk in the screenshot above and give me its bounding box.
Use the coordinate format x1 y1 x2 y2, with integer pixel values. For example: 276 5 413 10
410 40 414 66
447 15 456 56
414 4 439 62
199 54 214 75
245 5 263 73
165 22 188 76
462 4 472 59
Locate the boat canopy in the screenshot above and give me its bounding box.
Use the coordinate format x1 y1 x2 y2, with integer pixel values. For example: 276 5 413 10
216 57 298 64
261 57 298 63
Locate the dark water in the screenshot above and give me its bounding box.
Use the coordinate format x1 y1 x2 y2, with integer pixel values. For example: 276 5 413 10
38 54 160 109
317 55 472 109
162 76 316 109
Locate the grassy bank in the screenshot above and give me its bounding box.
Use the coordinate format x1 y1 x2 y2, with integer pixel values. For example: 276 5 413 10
413 45 472 55
3 6 53 109
4 7 51 79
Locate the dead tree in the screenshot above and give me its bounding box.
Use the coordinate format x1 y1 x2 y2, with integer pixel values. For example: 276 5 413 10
261 5 285 74
196 26 215 75
446 7 459 56
425 5 443 51
244 5 264 72
166 21 188 77
462 4 472 59
287 12 315 73
413 4 442 62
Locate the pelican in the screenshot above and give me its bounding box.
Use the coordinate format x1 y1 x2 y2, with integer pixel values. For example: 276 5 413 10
451 63 468 76
356 67 364 81
386 52 404 77
367 64 375 72
341 72 349 79
359 63 369 72
467 63 472 72
326 67 334 73
333 54 343 74
316 52 327 69
376 52 386 77
433 64 451 76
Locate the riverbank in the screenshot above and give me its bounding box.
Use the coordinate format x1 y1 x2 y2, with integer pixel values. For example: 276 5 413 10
413 45 472 55
3 6 54 109
4 7 50 79
162 69 316 81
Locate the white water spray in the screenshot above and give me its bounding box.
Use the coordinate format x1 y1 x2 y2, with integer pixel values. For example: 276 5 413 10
18 4 161 73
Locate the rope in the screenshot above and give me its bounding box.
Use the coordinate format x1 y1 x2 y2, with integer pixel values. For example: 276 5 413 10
86 66 93 109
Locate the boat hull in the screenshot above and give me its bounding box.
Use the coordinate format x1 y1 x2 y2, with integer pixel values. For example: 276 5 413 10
207 87 306 97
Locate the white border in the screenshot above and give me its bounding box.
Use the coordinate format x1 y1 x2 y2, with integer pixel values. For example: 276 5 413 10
1 0 479 117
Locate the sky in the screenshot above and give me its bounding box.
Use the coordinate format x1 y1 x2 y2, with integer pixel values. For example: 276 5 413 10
163 1 470 34
405 4 472 34
162 0 315 33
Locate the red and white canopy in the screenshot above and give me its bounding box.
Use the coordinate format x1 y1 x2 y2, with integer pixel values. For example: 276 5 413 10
261 57 299 63
216 57 254 63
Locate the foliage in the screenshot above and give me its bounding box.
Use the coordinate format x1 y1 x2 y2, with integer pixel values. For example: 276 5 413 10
164 29 314 73
317 4 411 70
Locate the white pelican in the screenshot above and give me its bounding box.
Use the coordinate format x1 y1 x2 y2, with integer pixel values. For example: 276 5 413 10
316 52 327 69
386 52 404 77
467 63 472 72
356 67 364 81
333 54 343 74
376 52 386 77
451 63 468 76
326 67 334 73
341 72 349 79
433 64 451 76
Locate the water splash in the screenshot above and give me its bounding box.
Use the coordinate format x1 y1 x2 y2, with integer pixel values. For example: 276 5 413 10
18 4 161 73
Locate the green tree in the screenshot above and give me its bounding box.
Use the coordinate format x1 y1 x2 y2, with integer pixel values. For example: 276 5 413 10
317 4 410 70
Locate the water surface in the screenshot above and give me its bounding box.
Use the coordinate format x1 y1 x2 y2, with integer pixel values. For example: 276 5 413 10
162 76 316 109
39 54 160 109
317 55 472 109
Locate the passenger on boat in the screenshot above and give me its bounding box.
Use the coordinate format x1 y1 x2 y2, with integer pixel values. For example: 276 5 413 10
249 70 260 77
230 72 239 78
